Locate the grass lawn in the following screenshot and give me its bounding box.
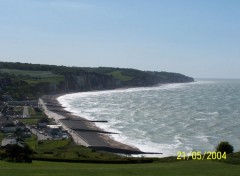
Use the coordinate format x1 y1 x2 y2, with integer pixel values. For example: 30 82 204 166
18 118 39 125
0 160 240 176
30 139 121 161
18 107 47 125
28 107 47 118
36 139 71 152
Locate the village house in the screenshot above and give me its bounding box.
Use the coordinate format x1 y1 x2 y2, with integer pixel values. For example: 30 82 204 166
46 125 63 137
1 137 17 147
1 137 25 148
37 118 50 128
1 123 17 133
14 121 26 131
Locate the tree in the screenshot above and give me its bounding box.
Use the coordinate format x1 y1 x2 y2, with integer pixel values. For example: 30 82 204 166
4 144 33 163
216 141 234 154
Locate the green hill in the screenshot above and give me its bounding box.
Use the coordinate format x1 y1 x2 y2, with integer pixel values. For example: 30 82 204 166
0 62 194 100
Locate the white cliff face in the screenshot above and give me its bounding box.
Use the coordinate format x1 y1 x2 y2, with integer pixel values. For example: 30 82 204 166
0 62 194 100
33 71 194 97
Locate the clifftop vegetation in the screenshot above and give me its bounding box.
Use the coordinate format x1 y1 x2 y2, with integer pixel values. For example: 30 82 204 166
0 61 194 100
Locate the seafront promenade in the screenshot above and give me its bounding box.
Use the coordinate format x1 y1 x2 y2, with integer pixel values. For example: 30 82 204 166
39 98 90 147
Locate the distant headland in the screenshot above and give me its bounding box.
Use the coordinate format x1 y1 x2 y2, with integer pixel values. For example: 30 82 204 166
0 61 194 100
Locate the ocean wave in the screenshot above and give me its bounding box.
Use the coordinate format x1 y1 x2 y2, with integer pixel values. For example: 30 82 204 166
57 79 240 157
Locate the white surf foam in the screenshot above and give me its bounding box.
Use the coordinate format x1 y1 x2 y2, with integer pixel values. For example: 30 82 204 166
57 80 240 157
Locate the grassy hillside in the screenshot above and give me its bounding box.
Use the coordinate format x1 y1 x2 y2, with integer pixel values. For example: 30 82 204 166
0 69 60 78
107 71 134 81
1 160 240 176
0 62 194 100
0 69 64 84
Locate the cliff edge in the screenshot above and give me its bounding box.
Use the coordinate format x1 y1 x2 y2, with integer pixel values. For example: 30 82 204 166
0 62 194 100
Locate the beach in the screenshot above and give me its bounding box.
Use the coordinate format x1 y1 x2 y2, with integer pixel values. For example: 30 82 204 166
39 94 158 155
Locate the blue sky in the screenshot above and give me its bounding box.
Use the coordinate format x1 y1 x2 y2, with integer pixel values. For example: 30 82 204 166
0 0 240 78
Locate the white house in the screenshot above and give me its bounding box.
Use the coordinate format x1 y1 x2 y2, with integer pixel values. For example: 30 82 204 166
1 137 25 147
46 125 62 137
1 137 17 147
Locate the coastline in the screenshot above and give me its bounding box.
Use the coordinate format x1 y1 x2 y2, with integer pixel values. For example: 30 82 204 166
40 94 160 155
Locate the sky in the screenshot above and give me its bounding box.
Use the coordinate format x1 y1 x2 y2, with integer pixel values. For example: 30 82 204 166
0 0 240 79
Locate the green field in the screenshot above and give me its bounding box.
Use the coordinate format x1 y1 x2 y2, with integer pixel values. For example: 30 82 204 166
0 160 240 176
0 69 60 78
18 107 47 125
29 139 121 161
108 71 134 81
18 118 39 125
0 69 64 84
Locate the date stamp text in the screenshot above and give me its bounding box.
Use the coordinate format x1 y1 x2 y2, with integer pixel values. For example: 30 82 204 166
177 151 227 160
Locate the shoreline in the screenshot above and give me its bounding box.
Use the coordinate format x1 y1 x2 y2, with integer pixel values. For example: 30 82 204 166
40 94 161 155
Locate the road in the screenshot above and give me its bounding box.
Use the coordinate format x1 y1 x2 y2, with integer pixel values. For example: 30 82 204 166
39 98 90 146
23 106 29 118
27 125 52 140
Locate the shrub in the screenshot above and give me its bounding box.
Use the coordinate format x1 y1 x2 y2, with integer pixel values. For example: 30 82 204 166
216 141 234 154
4 144 33 163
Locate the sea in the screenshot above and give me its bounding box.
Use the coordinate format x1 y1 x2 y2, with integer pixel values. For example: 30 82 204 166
57 79 240 157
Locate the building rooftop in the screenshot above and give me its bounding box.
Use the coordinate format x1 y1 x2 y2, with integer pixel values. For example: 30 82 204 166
47 125 62 129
